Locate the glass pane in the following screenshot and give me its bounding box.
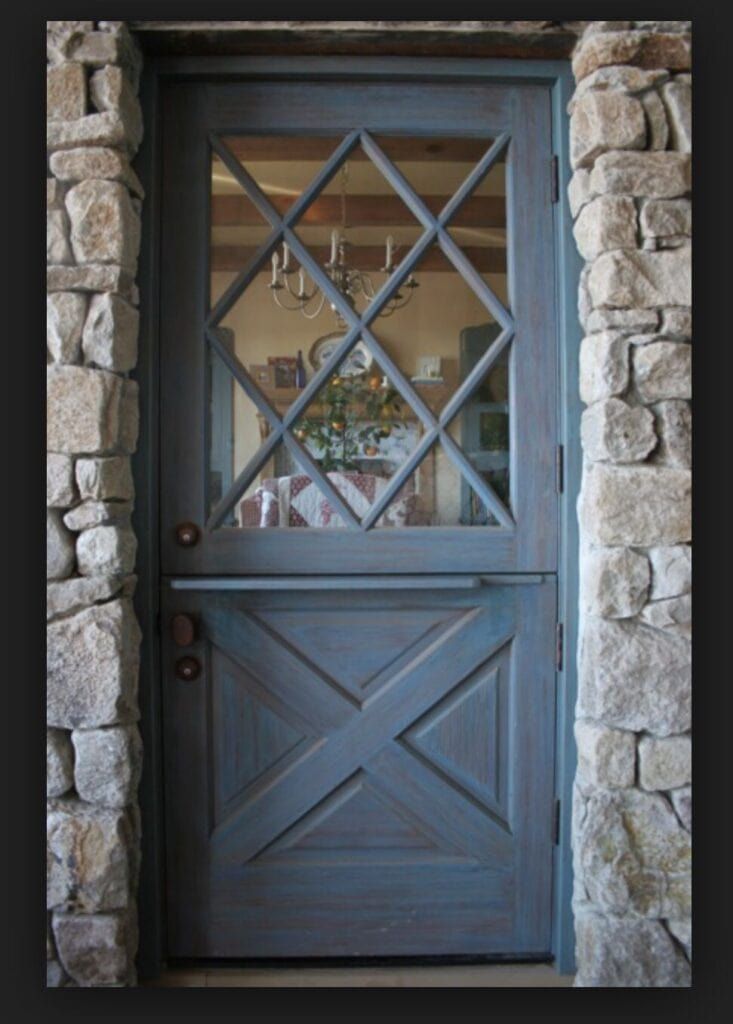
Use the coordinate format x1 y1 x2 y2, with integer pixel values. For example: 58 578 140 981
449 346 511 524
382 441 499 527
445 161 508 291
207 345 352 529
208 133 511 531
374 134 508 298
206 342 279 524
210 151 274 280
209 139 335 439
231 443 351 531
291 141 424 325
365 241 507 416
291 350 421 525
373 136 494 195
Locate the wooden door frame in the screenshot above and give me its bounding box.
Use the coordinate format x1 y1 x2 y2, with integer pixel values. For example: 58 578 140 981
133 55 582 979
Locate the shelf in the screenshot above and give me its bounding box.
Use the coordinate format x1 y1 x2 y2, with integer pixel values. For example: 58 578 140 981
257 380 453 417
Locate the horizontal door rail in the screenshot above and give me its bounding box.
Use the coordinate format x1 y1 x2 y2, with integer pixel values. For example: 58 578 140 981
167 574 548 591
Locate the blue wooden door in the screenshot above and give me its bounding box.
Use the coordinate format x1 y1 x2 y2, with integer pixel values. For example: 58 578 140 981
159 73 559 958
163 582 556 957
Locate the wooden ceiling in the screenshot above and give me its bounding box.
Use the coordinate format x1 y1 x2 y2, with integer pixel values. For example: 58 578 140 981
211 193 505 228
210 136 507 273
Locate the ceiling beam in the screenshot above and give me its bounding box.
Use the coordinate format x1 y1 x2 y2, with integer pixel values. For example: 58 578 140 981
211 193 506 228
211 245 506 274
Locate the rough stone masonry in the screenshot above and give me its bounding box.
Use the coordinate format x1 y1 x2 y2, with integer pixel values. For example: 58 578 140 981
569 20 691 987
47 20 143 987
46 19 691 987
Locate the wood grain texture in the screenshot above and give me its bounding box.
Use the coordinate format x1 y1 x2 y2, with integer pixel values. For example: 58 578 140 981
158 73 560 962
159 78 557 575
162 584 556 957
211 192 506 227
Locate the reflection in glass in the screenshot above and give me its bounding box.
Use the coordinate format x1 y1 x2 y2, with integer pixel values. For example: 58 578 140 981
456 333 510 525
293 361 410 473
288 148 423 325
383 441 497 528
375 135 508 290
208 134 509 529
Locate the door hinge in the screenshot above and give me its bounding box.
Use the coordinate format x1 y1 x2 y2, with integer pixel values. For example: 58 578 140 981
556 444 564 493
551 155 559 203
556 622 564 672
553 798 561 845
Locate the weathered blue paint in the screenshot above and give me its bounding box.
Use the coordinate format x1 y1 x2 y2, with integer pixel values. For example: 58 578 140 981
161 78 557 575
135 54 581 978
548 62 583 977
163 582 557 957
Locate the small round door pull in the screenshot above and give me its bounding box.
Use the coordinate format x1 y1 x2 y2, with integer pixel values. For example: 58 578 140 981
175 656 201 682
171 613 197 647
175 522 200 547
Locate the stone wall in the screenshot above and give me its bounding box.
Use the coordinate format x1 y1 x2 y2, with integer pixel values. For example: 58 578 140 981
46 21 144 987
568 21 691 987
45 18 692 989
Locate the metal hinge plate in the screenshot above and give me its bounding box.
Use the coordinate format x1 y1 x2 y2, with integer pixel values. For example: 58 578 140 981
551 155 559 203
556 622 564 672
556 444 564 493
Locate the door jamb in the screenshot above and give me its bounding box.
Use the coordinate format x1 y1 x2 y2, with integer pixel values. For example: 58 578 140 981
133 54 582 979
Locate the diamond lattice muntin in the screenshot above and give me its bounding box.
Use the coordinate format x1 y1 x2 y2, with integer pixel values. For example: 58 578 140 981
206 130 515 531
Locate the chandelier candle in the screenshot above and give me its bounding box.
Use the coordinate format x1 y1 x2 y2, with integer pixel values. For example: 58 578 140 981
385 235 394 272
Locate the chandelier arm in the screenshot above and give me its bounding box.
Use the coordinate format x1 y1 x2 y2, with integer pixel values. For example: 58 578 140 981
300 293 328 319
358 273 377 300
281 274 301 299
272 290 312 313
281 274 314 303
379 291 416 316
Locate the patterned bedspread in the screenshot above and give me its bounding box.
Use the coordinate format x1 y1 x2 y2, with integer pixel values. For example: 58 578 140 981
239 472 415 528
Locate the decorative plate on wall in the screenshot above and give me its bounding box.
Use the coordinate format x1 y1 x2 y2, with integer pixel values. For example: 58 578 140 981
308 333 374 377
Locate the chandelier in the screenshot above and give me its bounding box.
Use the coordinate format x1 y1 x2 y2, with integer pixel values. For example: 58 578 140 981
268 163 419 323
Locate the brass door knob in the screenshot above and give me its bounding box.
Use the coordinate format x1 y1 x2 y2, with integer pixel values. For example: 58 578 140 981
175 522 199 547
175 656 201 682
171 613 197 647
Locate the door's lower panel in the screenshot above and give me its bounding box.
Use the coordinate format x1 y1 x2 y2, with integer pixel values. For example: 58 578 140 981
162 581 556 957
208 864 513 958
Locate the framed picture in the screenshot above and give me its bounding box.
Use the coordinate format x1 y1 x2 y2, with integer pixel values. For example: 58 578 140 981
308 333 374 377
416 355 442 379
267 356 297 388
250 363 275 388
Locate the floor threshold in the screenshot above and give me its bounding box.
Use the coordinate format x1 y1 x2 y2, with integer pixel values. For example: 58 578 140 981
146 962 574 987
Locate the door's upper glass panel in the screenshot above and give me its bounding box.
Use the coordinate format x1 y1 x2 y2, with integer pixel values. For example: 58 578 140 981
373 135 508 295
210 153 273 272
382 439 500 528
208 133 510 530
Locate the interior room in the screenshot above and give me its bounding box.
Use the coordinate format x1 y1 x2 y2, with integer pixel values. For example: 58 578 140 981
209 136 511 529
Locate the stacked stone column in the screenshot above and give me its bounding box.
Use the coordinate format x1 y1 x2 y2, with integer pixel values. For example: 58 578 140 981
46 21 143 987
44 17 694 990
568 22 691 987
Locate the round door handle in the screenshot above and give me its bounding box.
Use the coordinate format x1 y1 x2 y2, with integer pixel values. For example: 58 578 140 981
175 656 201 682
175 522 200 547
171 613 197 647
